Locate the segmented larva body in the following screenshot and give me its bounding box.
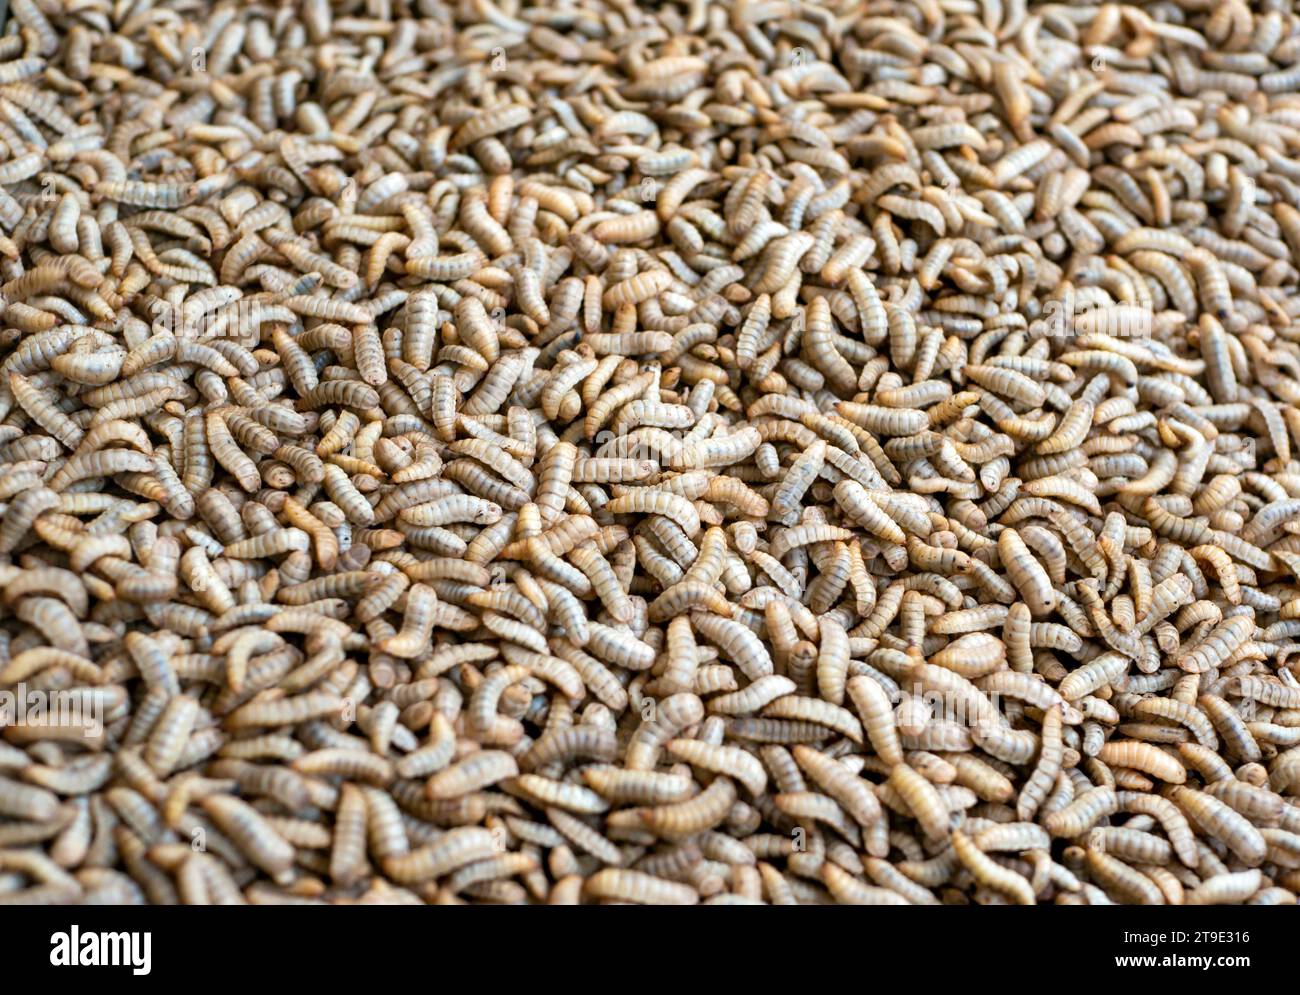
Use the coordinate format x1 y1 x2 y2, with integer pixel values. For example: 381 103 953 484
1044 788 1120 839
199 795 295 881
1168 787 1268 866
381 827 500 884
584 868 698 905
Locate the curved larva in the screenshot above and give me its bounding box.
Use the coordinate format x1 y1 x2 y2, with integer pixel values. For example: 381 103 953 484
1017 705 1063 821
1044 787 1120 839
1168 786 1267 866
325 783 368 886
707 675 797 716
664 739 767 797
814 616 850 707
691 612 775 682
1186 870 1263 907
634 776 736 838
1175 614 1254 673
792 745 884 833
887 763 951 841
998 528 1057 616
198 795 295 881
582 766 695 806
585 868 698 905
381 827 500 884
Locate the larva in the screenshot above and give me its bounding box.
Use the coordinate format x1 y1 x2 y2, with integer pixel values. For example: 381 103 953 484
664 740 767 798
951 829 1036 906
585 868 698 905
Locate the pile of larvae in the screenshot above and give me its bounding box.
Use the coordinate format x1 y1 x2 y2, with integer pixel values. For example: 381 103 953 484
3 0 1300 906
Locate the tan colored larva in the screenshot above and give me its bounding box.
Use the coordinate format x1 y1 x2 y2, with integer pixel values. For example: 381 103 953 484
630 776 737 840
663 740 767 798
951 829 1036 906
1044 788 1121 840
198 795 296 882
1168 786 1268 866
584 868 698 906
791 745 884 837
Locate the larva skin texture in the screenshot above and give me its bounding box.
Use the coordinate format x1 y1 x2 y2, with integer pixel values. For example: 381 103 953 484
0 3 1298 913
